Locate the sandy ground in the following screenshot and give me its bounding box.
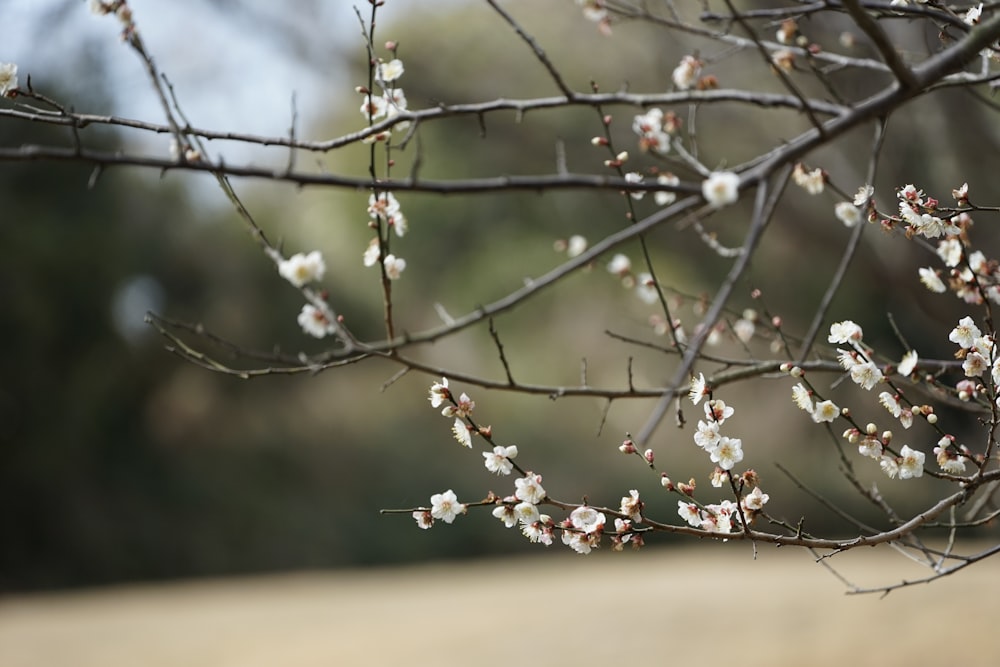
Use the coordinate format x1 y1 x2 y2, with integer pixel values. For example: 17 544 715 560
2 544 999 667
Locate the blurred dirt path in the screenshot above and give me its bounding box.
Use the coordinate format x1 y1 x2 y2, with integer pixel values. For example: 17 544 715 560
2 545 998 666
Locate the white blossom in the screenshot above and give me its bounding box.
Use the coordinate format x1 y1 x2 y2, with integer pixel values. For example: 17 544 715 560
278 251 326 288
0 62 18 96
918 267 946 293
672 55 701 90
297 303 337 338
383 254 407 280
483 445 518 475
378 58 405 83
835 202 862 227
897 445 925 479
514 473 547 504
702 171 740 208
430 489 466 524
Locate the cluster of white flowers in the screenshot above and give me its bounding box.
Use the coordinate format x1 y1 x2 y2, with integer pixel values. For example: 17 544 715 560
274 251 341 338
829 320 885 390
362 191 408 280
0 62 18 97
690 385 745 471
792 163 825 195
358 55 410 143
604 253 659 306
428 377 476 448
632 108 673 154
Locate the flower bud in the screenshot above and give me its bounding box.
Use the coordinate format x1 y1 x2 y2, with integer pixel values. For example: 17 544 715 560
643 448 655 464
660 474 674 491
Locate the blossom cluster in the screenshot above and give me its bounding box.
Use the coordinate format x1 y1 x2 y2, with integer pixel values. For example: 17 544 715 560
363 191 408 280
420 378 654 552
689 374 744 471
273 250 338 338
786 316 981 479
428 377 477 448
358 55 409 143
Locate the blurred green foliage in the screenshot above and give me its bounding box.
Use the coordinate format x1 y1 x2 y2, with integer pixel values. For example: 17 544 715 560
4 1 999 591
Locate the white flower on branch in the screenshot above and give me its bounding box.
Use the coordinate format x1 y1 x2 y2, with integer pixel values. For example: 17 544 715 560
297 303 337 338
709 436 743 470
702 171 740 208
742 487 770 511
897 445 925 479
677 501 701 527
672 55 701 90
521 516 554 545
635 272 658 304
492 503 518 528
811 399 840 423
362 238 380 267
935 438 967 474
514 501 539 526
620 490 642 522
705 398 734 424
733 318 755 343
514 473 546 505
965 3 984 25
898 350 918 377
950 316 981 349
428 377 450 408
850 361 883 390
792 383 813 413
378 58 405 83
575 0 608 23
383 254 406 280
483 445 518 475
278 251 326 288
654 173 679 206
0 62 17 97
566 234 588 257
879 392 902 418
854 184 874 206
835 202 862 227
632 108 670 153
828 320 863 344
918 267 946 293
430 489 466 524
792 163 825 195
360 94 388 120
451 418 472 448
689 372 709 405
937 239 963 267
607 253 632 279
694 419 721 450
569 506 606 534
624 171 645 200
